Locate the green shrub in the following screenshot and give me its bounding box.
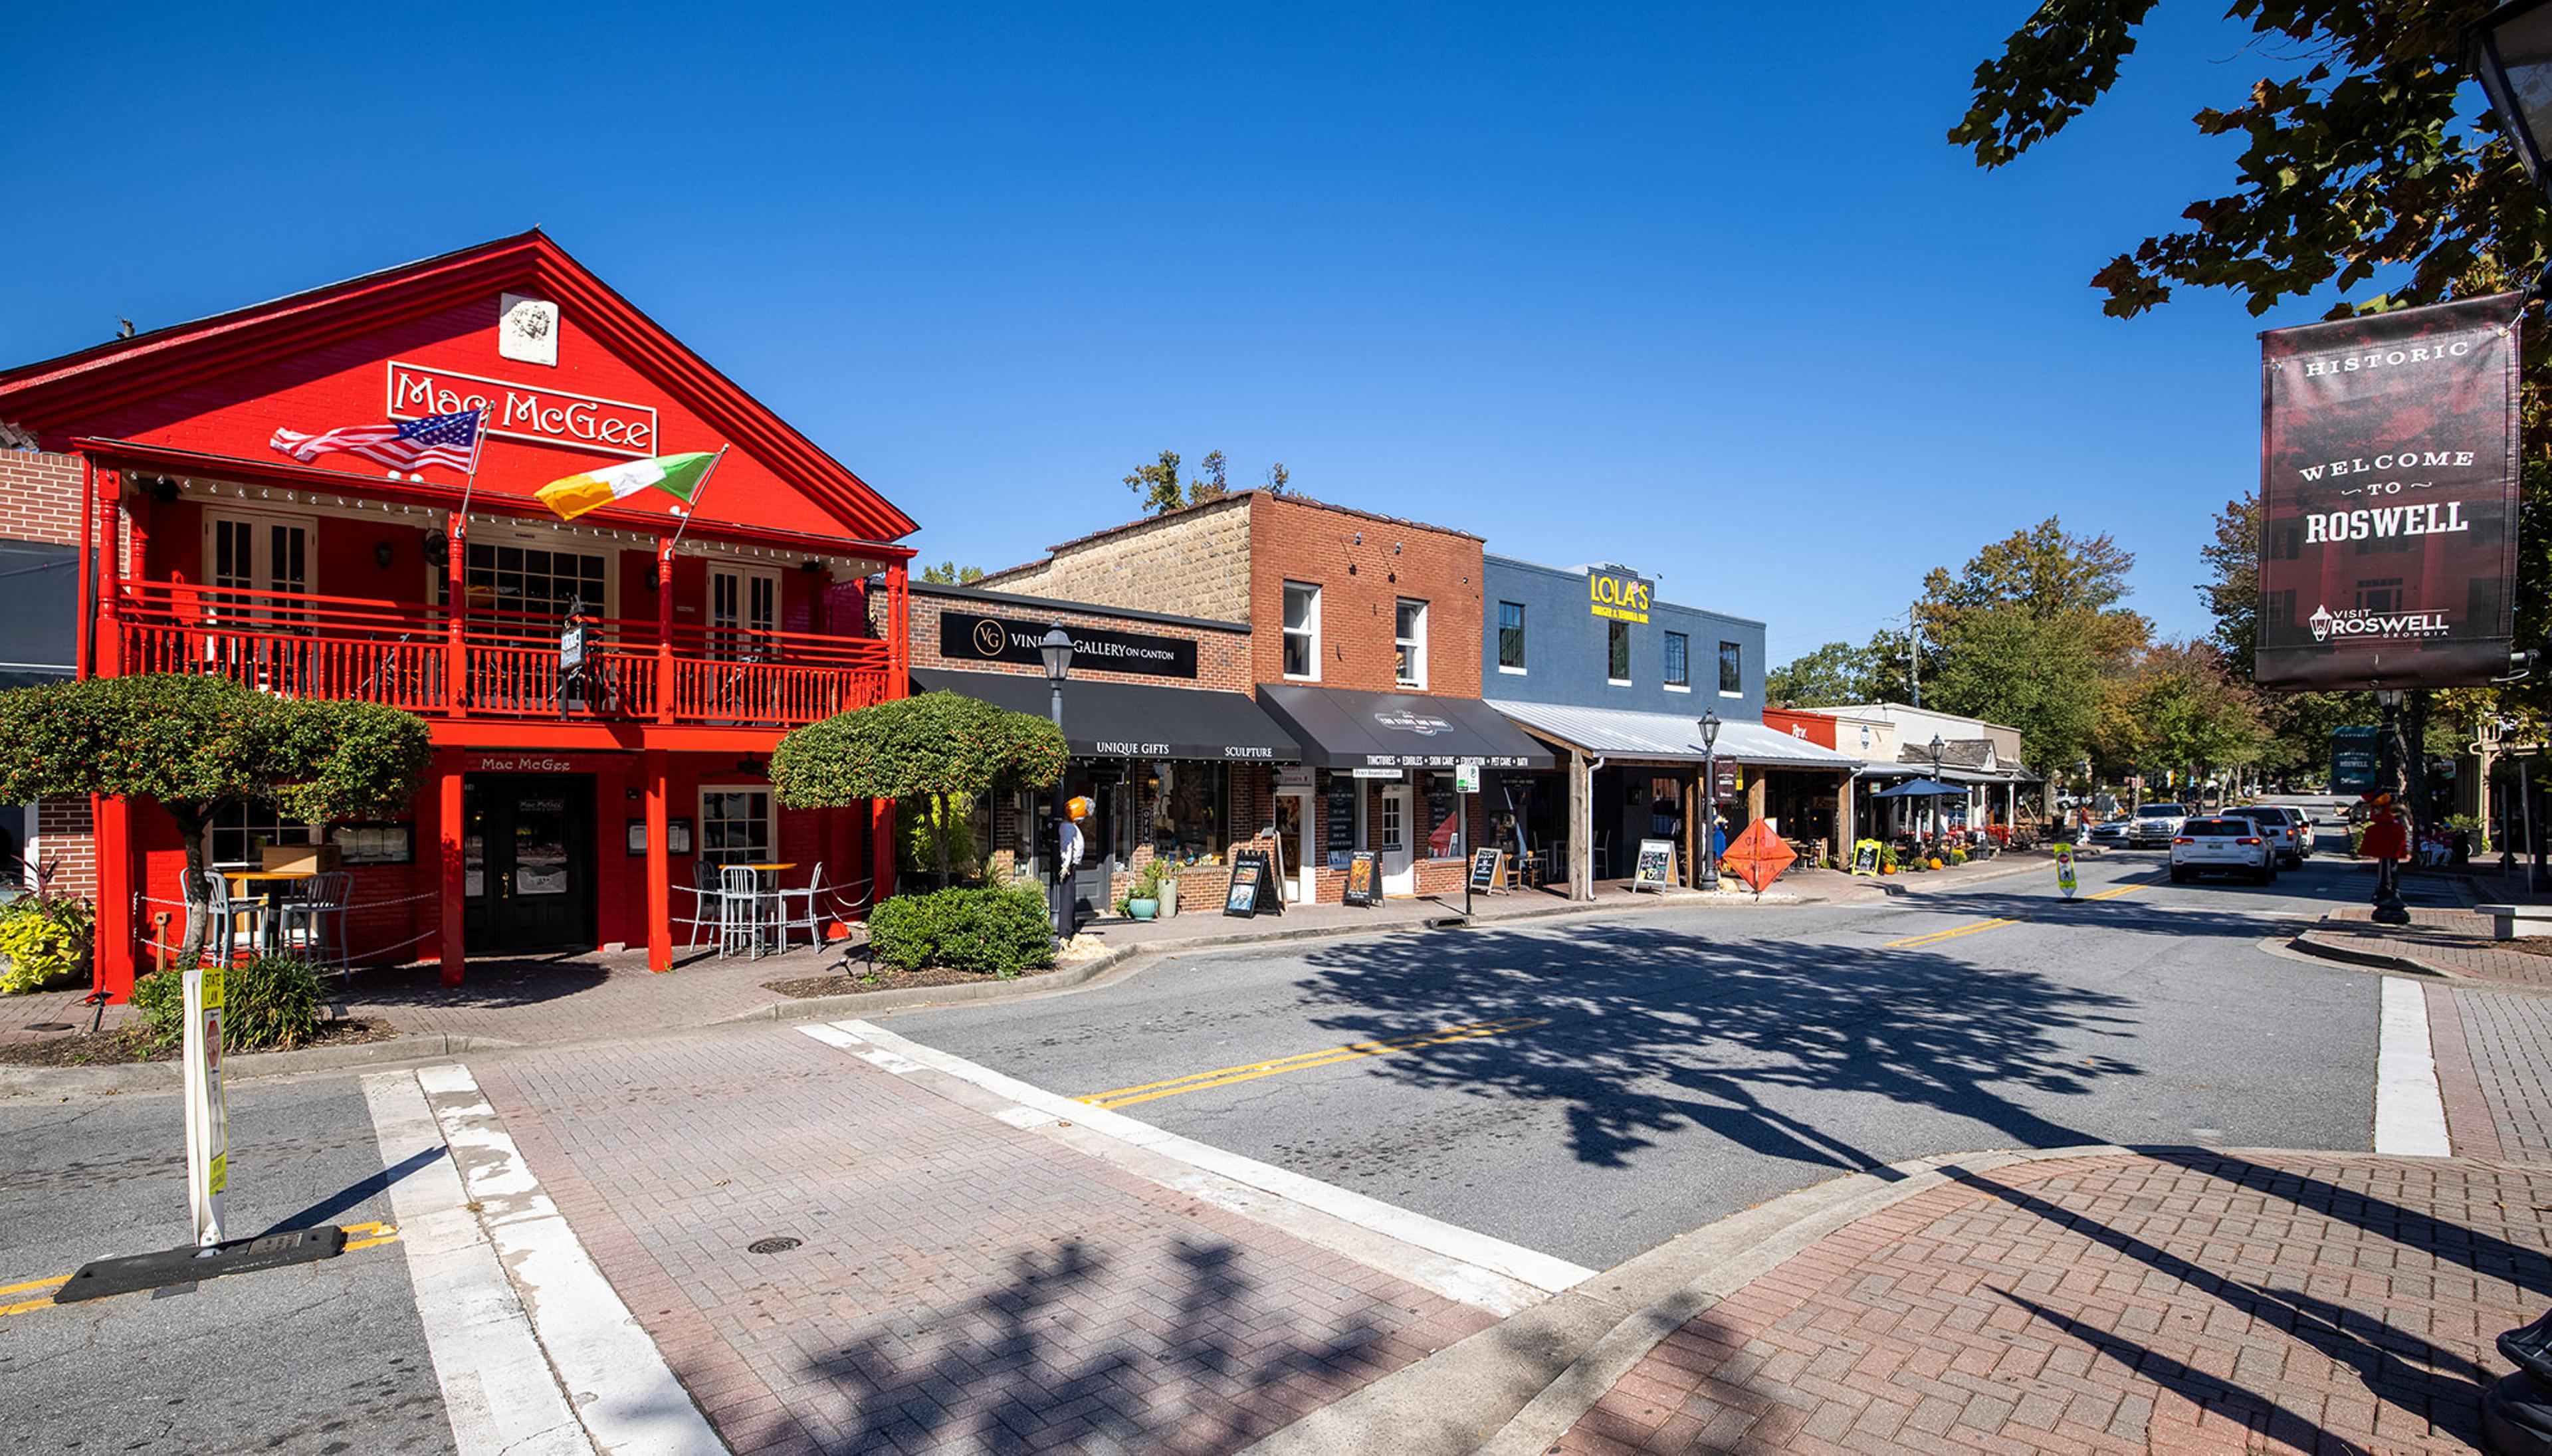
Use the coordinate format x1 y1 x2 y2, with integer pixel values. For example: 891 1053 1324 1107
0 894 92 994
869 884 1055 978
130 954 324 1053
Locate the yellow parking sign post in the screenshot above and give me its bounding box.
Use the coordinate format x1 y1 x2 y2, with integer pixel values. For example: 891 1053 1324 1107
2054 843 2078 898
181 956 229 1248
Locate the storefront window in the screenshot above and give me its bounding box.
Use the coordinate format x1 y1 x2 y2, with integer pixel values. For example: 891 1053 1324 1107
699 789 771 865
1607 620 1630 683
1137 762 1229 863
1283 582 1320 679
1394 598 1427 688
211 803 316 868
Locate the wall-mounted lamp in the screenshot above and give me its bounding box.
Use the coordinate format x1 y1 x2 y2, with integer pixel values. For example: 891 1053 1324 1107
799 558 824 573
421 530 449 569
373 540 395 569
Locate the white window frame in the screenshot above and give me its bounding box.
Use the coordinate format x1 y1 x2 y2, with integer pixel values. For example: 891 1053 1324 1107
435 518 618 623
208 801 318 870
1394 597 1428 689
1606 619 1632 687
697 787 772 866
1283 581 1321 681
710 562 782 659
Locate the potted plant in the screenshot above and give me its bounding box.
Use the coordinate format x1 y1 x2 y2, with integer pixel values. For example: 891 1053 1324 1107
1126 860 1166 922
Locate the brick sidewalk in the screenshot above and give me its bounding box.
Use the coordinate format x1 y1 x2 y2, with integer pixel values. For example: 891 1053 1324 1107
469 1024 1495 1455
2297 902 2552 989
1552 1150 2552 1455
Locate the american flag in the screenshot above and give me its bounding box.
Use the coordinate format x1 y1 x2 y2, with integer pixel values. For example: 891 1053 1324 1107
270 408 483 472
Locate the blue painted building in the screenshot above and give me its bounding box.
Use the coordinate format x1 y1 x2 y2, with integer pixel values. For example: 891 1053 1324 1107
1474 556 1861 898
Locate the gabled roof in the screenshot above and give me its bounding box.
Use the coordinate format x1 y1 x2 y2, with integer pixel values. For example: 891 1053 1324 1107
0 230 916 543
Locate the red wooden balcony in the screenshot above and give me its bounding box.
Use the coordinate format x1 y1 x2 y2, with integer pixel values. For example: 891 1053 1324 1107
109 578 894 729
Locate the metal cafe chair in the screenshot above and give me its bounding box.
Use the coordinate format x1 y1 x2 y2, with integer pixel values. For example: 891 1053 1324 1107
197 869 266 964
774 863 828 952
277 870 353 970
681 859 730 952
718 863 772 960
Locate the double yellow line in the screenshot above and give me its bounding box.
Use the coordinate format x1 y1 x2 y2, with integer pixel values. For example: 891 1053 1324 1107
1078 1018 1550 1109
0 1220 400 1317
1882 877 2155 950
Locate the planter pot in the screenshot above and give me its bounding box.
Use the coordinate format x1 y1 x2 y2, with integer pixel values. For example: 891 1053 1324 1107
1128 897 1159 922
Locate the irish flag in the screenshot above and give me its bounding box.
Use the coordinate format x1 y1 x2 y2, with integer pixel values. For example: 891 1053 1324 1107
536 452 719 521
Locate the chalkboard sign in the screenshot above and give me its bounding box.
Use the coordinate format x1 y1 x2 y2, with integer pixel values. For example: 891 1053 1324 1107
1632 837 1677 892
1324 775 1357 867
1469 847 1506 894
1227 846 1283 915
1851 839 1881 877
1343 851 1381 907
1223 861 1264 917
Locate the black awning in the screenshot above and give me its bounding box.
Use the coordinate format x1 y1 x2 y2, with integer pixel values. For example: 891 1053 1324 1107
1256 684 1555 770
913 669 1297 764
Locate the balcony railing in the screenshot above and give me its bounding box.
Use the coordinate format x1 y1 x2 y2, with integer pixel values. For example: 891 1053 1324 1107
111 579 895 728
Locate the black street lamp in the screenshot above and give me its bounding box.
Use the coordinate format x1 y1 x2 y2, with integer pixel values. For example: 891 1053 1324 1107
2473 1 2552 192
1930 734 1948 845
1039 623 1075 943
1697 712 1721 890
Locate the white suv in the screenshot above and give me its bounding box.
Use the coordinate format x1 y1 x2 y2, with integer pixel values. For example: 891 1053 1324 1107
2171 816 2276 884
2224 805 2307 868
2127 802 2189 849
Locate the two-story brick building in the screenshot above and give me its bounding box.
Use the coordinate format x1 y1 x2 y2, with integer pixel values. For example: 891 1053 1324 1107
0 232 916 997
980 491 1549 903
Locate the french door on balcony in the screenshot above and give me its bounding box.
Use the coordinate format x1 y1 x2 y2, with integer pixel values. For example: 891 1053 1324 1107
708 565 778 659
203 512 311 687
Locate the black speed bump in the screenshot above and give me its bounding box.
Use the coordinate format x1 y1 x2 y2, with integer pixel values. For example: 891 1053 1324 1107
53 1226 346 1303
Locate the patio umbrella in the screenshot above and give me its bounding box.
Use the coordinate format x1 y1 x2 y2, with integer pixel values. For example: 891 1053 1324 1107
1869 778 1961 798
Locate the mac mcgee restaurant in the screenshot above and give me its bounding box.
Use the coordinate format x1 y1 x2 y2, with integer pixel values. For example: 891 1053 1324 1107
0 231 916 997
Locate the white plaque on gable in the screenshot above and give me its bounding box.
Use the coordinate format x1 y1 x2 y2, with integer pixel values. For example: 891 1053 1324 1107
498 293 559 367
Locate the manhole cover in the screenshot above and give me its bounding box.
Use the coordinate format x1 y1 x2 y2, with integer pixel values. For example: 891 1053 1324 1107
23 1023 72 1033
746 1237 801 1255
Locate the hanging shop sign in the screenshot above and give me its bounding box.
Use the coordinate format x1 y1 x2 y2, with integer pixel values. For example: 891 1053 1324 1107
2257 294 2522 690
2330 726 2381 795
387 361 658 458
1588 568 1653 624
940 612 1198 679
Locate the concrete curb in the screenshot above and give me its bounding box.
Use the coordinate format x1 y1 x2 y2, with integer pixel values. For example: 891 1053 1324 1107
2283 932 2455 980
0 1031 518 1097
1243 1143 2137 1456
1873 851 2066 898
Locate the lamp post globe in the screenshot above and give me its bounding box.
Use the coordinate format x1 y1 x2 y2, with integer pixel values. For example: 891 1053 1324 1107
2474 0 2552 193
1039 623 1074 942
1697 712 1721 890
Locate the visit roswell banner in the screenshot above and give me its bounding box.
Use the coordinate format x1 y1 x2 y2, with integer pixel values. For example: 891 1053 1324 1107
2257 294 2522 690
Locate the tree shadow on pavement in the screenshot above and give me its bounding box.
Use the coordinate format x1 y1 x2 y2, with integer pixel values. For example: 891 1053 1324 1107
1291 922 2143 1170
809 1234 1406 1455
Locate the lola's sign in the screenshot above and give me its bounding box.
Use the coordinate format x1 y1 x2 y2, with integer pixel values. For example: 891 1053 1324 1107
1588 568 1651 623
387 362 659 458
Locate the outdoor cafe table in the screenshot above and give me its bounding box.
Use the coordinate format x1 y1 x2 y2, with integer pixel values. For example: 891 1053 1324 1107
730 862 798 956
222 869 316 953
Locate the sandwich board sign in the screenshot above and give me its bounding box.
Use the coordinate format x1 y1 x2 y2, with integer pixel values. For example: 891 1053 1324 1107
2054 843 2077 898
1632 838 1678 892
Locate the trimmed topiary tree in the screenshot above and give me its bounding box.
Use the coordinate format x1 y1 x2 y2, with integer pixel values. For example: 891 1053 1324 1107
772 690 1067 886
0 675 431 970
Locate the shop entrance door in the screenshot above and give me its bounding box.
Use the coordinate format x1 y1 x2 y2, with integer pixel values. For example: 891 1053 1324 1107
1379 784 1415 895
463 774 595 953
1274 787 1313 903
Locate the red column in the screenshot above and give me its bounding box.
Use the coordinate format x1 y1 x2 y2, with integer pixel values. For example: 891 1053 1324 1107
655 538 675 724
445 514 468 716
92 467 134 998
872 558 908 906
438 756 466 987
645 748 671 972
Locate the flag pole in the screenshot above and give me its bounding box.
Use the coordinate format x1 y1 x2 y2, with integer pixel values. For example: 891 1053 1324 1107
456 404 492 520
664 445 730 553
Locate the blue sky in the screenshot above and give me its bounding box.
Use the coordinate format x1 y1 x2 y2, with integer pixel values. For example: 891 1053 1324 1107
9 3 2361 663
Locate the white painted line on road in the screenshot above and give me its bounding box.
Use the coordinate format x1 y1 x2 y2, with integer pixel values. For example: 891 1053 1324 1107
2375 977 2452 1157
805 1019 1598 1300
413 1063 722 1456
359 1072 594 1456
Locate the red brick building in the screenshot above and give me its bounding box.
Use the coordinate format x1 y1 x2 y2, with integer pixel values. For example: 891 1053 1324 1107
0 232 916 997
981 491 1547 903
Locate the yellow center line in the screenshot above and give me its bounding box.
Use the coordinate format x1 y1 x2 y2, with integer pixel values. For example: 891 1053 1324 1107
1882 876 2161 950
0 1222 401 1317
1079 1017 1550 1110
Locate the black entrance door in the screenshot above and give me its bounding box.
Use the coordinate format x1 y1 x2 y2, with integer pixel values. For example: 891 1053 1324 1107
463 775 595 953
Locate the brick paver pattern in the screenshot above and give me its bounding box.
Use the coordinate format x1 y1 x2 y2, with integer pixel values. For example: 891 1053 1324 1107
2436 988 2552 1167
1556 1151 2552 1455
471 1025 1493 1455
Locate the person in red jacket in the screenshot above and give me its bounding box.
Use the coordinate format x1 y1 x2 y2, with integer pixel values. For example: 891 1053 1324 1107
2360 793 2411 924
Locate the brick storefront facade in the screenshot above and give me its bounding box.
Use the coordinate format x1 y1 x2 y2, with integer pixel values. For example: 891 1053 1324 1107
4 451 96 897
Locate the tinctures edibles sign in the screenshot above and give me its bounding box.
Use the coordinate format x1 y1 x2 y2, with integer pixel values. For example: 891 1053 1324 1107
2257 294 2521 690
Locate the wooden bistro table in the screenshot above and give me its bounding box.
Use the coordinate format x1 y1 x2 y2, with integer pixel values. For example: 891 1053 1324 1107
734 861 797 958
223 869 317 954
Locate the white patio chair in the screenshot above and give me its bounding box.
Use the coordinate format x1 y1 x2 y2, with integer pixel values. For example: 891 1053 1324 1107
775 863 828 952
277 871 352 970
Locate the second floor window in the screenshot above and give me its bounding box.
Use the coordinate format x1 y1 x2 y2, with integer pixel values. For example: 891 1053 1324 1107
1607 619 1630 683
1497 601 1525 670
1719 640 1743 694
1664 631 1689 688
1395 598 1427 687
1283 581 1320 678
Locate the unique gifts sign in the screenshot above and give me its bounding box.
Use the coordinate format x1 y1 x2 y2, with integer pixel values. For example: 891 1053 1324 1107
2257 296 2523 690
388 362 659 457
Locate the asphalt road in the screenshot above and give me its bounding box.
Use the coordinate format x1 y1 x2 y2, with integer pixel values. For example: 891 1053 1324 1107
883 840 2387 1270
0 1074 452 1455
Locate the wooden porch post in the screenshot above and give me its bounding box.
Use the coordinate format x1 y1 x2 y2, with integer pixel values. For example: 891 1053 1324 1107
645 748 672 972
438 756 466 988
1568 750 1594 902
1685 769 1701 888
444 513 468 718
655 538 675 724
873 558 909 906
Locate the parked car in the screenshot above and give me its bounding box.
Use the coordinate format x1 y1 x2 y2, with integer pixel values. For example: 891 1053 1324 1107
2084 819 2132 849
2221 805 2307 868
2127 802 2190 849
2171 816 2277 884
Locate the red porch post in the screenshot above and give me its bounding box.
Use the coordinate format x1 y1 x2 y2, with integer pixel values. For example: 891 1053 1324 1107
645 748 671 972
437 755 465 987
655 538 675 724
873 558 909 906
444 512 468 718
93 467 136 1000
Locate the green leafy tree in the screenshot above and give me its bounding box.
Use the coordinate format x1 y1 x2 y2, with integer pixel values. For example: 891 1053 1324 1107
1927 605 2106 774
1766 641 1875 707
1125 450 1186 514
1189 451 1229 503
920 562 986 585
2197 492 2372 785
0 675 431 970
772 691 1067 887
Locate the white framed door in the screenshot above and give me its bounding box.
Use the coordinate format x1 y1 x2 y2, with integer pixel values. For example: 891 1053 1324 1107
1275 787 1313 903
1379 784 1415 894
206 511 312 606
708 565 780 659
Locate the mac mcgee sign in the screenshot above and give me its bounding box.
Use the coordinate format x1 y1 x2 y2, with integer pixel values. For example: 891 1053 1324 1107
2257 294 2521 690
386 361 659 457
